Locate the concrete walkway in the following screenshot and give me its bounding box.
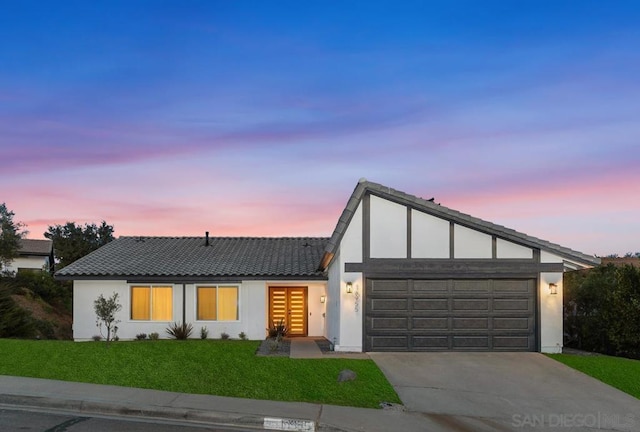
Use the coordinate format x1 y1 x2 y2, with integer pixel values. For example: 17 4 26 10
289 338 371 359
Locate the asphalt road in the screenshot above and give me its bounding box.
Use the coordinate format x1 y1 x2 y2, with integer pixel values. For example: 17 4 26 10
0 406 258 432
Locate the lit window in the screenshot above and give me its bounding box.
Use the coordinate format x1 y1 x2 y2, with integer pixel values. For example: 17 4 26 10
131 286 173 321
197 286 238 321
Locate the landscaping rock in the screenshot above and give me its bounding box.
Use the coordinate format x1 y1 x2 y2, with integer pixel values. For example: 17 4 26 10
337 369 357 382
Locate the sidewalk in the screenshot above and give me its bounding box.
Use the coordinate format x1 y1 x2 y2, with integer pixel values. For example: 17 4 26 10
0 375 440 432
289 338 371 360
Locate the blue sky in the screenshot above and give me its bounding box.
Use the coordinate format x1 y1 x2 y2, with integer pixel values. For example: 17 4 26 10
1 1 639 255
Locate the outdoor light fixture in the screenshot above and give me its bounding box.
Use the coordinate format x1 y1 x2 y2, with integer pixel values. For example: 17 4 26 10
549 283 558 295
320 295 326 304
346 282 353 294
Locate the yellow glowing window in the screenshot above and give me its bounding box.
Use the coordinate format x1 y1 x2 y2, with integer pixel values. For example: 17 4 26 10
131 285 173 321
197 286 238 321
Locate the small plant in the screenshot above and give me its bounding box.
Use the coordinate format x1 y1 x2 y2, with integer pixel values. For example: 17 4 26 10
149 332 160 340
220 332 230 340
135 333 147 340
92 335 102 342
239 331 247 340
200 326 209 340
267 318 288 339
94 292 122 348
166 322 193 340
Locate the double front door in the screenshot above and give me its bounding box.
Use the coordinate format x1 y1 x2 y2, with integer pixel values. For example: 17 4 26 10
269 287 307 337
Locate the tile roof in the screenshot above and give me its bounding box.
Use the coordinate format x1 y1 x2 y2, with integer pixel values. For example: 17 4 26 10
18 239 53 256
56 236 329 280
321 179 600 269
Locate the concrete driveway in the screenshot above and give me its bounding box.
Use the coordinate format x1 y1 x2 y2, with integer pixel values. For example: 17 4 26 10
371 352 640 431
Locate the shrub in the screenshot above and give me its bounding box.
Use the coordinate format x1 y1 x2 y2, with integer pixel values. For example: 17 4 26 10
266 318 288 339
565 263 640 358
166 322 193 340
200 326 208 340
238 332 247 340
135 333 147 340
0 285 35 338
149 332 160 340
220 332 230 340
92 335 102 341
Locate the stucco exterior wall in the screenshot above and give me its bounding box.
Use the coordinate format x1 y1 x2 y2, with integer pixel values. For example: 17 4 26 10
73 279 324 341
496 239 533 259
370 195 406 258
6 256 49 273
326 250 341 345
411 210 449 258
454 224 492 258
539 271 563 353
336 201 363 351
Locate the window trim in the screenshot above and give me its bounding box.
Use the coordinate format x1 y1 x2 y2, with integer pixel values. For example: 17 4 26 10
129 284 174 322
195 284 241 322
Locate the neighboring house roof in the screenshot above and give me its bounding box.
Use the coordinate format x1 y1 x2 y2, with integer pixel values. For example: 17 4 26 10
601 257 640 267
56 236 329 281
18 239 53 256
320 179 600 270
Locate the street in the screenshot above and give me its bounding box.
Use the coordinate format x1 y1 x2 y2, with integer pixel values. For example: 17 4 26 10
0 406 258 432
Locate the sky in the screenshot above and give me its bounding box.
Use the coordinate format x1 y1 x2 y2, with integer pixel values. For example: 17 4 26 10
1 1 639 256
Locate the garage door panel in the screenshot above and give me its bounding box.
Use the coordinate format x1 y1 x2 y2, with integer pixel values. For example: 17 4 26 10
365 278 536 352
453 280 490 292
493 317 529 330
370 317 407 330
492 336 531 349
453 299 489 311
453 317 489 330
368 280 408 293
453 336 489 348
493 298 530 311
493 279 532 292
370 336 408 350
413 298 448 310
370 298 408 311
414 280 449 292
412 336 449 349
412 317 448 329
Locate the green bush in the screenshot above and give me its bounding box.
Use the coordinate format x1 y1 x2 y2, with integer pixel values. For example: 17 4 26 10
0 286 35 338
565 264 640 358
166 322 193 339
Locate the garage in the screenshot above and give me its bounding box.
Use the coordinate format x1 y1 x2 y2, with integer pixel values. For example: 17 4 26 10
365 278 536 352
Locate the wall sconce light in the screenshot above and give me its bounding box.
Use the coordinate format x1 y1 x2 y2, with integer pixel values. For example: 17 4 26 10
320 295 326 304
346 282 353 294
549 283 558 295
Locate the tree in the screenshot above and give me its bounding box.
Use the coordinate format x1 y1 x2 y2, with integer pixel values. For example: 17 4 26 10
44 221 114 269
0 203 26 273
94 292 121 347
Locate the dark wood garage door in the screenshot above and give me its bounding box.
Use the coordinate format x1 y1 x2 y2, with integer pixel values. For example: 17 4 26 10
364 279 536 352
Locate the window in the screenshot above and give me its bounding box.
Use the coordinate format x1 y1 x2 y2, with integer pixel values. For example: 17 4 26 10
131 286 173 320
197 285 238 321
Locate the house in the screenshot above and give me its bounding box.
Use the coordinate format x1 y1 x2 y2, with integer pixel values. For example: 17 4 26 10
5 239 54 274
56 180 599 353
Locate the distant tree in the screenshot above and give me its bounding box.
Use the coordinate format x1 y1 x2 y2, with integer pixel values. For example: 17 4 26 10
44 221 114 269
94 292 121 347
623 252 640 258
0 203 26 273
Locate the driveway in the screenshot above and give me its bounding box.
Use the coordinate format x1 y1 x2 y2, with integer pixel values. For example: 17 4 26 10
371 352 640 431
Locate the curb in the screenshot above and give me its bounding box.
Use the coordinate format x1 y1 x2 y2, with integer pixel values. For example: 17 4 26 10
0 394 350 432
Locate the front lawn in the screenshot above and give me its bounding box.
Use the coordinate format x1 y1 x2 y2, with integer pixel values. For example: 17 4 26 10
0 339 400 408
547 354 640 399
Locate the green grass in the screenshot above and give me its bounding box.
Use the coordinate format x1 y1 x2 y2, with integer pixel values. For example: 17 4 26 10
547 354 640 399
0 339 400 408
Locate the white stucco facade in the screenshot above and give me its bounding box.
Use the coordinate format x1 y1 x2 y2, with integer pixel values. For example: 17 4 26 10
73 279 327 341
5 256 50 273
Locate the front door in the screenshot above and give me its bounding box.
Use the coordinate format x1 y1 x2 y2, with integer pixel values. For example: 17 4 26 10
269 287 308 337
